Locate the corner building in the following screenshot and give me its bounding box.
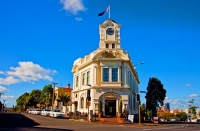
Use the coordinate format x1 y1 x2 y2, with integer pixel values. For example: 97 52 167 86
71 19 140 117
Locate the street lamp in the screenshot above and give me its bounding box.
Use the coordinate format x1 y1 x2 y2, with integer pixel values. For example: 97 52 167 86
52 82 58 109
134 62 144 68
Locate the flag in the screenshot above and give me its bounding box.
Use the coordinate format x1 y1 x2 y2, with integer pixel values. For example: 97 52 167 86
98 6 109 16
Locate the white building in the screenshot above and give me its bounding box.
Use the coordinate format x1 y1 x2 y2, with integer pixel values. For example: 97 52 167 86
71 19 140 117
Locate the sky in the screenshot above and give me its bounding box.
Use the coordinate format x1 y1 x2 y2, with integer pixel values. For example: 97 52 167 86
0 0 200 110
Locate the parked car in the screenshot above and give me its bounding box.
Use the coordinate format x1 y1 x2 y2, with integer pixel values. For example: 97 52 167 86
197 119 200 123
31 109 36 114
41 109 51 116
49 109 65 118
28 110 32 114
34 109 42 115
171 118 177 122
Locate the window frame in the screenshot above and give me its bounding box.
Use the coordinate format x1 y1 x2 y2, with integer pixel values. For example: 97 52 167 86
82 73 85 85
86 71 90 84
76 76 79 87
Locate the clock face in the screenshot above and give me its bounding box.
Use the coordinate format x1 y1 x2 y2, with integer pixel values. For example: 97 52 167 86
106 28 114 35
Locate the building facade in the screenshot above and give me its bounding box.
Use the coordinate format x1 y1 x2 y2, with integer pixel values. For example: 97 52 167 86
164 102 170 112
53 84 72 109
71 19 140 117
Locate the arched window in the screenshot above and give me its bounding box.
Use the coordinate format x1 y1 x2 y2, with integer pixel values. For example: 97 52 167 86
81 97 84 108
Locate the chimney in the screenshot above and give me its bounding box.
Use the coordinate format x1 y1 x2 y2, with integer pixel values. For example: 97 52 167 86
67 84 70 88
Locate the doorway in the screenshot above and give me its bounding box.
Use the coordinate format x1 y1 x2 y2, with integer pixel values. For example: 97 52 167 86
105 100 116 116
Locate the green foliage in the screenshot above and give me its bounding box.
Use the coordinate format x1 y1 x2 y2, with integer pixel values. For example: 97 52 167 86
145 77 166 118
40 84 53 105
57 93 70 106
118 100 122 113
16 92 29 110
26 89 42 108
98 100 102 113
188 99 198 116
140 103 146 118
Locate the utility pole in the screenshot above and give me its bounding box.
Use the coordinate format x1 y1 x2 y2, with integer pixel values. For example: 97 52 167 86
0 93 4 98
51 82 58 109
2 100 7 112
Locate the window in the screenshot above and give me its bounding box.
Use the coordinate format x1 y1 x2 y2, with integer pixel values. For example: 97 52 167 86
87 71 90 84
95 103 98 109
112 44 115 48
112 68 118 82
81 97 84 108
76 76 79 87
82 73 85 85
103 68 109 82
106 44 109 48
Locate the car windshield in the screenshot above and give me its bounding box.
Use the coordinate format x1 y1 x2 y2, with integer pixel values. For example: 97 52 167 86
54 110 60 112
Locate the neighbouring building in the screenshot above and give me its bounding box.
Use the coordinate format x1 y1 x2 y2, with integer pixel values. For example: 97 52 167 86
71 19 140 117
164 102 170 112
53 84 72 109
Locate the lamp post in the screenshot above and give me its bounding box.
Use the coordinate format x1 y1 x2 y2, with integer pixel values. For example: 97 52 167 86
52 82 58 109
133 61 145 125
134 62 144 68
86 84 91 121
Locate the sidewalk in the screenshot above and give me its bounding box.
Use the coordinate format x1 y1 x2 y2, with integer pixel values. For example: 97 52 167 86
74 116 161 126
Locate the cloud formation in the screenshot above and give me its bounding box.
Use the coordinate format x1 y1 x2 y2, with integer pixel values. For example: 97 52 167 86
185 83 192 87
75 17 82 21
0 71 4 74
188 94 199 98
0 86 9 92
1 95 14 99
0 61 57 85
60 0 86 15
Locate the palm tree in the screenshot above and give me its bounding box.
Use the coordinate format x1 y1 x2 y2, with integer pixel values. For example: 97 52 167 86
57 93 70 106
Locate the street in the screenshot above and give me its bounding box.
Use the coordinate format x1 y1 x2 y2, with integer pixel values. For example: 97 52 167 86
0 112 200 131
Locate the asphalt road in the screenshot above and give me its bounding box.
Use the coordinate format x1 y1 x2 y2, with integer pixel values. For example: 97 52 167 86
0 112 200 131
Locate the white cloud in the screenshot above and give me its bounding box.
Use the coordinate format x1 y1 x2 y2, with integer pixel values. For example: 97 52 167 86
1 95 14 99
164 96 171 102
0 71 4 74
0 76 19 85
188 94 199 98
0 86 9 92
75 17 82 21
0 61 57 85
60 0 86 15
185 84 192 87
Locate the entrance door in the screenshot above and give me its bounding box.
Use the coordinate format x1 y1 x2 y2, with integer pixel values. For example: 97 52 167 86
105 100 116 116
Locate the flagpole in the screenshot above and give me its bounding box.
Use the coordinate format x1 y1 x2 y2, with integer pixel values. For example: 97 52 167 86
109 5 110 19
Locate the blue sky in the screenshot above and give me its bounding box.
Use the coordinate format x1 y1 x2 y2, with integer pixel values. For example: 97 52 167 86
0 0 200 110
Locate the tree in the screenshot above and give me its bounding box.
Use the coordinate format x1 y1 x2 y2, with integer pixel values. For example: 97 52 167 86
188 99 198 119
16 92 29 111
27 89 42 108
57 93 70 106
145 77 166 118
40 84 53 106
140 103 146 121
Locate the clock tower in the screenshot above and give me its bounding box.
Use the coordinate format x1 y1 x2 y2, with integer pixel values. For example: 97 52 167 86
99 19 121 49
